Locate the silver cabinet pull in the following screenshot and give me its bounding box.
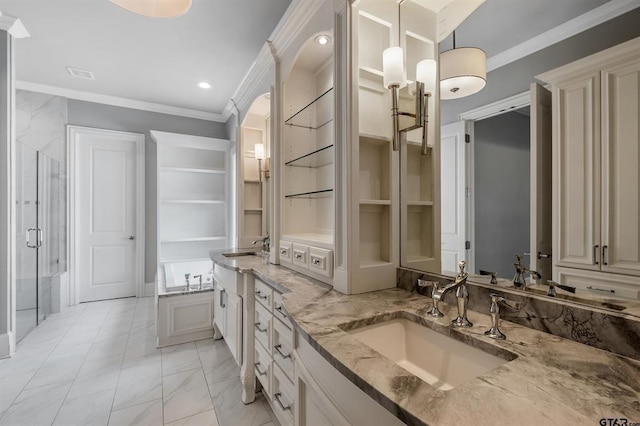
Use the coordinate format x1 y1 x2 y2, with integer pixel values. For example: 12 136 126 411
274 344 291 359
219 288 226 308
274 392 291 411
593 245 599 265
280 249 287 255
602 245 609 266
587 285 615 294
254 322 267 333
312 258 321 265
255 291 268 300
275 305 287 319
537 251 551 259
254 362 267 376
294 253 303 260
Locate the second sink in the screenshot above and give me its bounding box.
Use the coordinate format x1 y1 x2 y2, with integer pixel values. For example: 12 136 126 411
347 318 514 391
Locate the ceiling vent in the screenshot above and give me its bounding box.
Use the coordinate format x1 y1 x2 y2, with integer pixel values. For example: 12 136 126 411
66 66 95 80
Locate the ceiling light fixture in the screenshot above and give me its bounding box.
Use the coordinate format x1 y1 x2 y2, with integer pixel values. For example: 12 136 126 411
198 82 211 89
382 0 435 154
109 0 192 18
315 35 331 46
440 31 486 100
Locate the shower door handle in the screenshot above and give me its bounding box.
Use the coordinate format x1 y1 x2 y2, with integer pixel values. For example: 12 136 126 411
26 228 38 248
36 228 43 247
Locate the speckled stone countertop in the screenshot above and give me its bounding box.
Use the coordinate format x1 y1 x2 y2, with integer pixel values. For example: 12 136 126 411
211 250 640 426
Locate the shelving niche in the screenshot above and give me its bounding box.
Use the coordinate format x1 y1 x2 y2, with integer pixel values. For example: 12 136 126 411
282 40 334 250
239 98 270 248
152 131 230 266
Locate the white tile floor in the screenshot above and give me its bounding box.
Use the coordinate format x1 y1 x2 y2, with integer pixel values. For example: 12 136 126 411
0 297 278 426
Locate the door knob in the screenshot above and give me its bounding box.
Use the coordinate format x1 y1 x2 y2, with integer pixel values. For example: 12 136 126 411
128 236 135 240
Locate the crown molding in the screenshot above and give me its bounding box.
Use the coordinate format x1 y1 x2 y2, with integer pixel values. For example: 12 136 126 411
225 43 274 119
458 90 530 121
0 11 29 39
486 0 640 72
16 81 228 122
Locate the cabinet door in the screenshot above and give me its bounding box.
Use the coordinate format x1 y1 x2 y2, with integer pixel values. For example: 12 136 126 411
554 73 601 270
225 293 242 366
601 57 640 276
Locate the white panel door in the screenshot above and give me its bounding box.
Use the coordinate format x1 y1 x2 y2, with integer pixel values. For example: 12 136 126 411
601 57 640 276
77 128 140 302
530 83 553 284
440 121 466 274
554 73 600 270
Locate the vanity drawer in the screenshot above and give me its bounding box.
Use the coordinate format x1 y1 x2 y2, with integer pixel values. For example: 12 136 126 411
309 247 333 278
255 278 273 312
273 316 294 381
254 339 272 398
272 363 294 426
254 302 272 353
556 267 640 300
279 241 292 264
292 243 309 268
273 292 292 329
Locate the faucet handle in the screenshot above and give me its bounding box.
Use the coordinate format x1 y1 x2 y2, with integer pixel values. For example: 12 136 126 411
417 279 438 288
458 260 467 274
490 293 521 310
479 270 498 284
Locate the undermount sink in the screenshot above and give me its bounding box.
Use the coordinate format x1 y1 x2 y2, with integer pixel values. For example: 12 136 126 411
347 318 514 391
222 251 259 258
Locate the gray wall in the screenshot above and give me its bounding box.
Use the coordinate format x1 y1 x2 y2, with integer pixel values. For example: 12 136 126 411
442 8 640 124
474 111 530 278
67 100 228 283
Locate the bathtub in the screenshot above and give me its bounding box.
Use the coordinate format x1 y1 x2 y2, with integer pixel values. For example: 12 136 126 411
156 261 215 348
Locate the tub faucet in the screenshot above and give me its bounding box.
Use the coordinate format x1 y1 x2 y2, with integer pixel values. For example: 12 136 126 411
193 274 203 290
513 254 541 288
432 261 472 328
184 273 191 290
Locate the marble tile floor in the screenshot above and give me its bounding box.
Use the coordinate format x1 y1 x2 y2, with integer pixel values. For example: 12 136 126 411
0 297 279 426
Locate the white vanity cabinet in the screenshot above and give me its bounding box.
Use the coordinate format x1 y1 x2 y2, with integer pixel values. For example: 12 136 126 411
253 278 295 426
294 330 404 426
213 264 243 365
540 37 640 297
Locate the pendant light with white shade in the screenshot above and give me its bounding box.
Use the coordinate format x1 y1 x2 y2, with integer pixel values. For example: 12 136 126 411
440 31 486 100
109 0 192 18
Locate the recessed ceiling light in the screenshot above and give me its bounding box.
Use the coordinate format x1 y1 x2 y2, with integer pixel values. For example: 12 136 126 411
66 66 95 80
315 35 331 46
198 82 211 89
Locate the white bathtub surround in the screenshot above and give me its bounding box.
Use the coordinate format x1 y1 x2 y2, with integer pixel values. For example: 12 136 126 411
0 297 277 426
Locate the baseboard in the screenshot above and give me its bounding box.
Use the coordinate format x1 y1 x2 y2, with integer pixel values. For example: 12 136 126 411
144 282 155 297
0 332 15 359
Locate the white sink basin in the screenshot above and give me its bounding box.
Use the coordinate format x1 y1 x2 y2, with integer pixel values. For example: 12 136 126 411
347 318 512 391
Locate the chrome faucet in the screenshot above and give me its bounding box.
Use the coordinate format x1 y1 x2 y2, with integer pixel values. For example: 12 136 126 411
252 234 271 256
513 254 541 288
417 279 444 317
432 261 472 327
193 274 203 290
184 273 191 291
484 293 521 340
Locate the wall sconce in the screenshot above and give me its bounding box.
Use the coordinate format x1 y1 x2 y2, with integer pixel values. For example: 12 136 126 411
254 143 270 181
109 0 192 18
382 3 436 155
440 31 486 99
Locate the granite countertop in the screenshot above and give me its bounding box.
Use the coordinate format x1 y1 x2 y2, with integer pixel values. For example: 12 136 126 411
211 250 640 426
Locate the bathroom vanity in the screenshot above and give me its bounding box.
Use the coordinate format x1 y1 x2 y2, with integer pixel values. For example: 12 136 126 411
211 251 640 426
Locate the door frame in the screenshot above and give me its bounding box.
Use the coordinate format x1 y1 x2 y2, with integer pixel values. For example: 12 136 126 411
456 91 531 273
67 125 145 306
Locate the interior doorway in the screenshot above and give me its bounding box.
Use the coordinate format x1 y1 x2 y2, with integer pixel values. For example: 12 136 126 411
68 126 145 303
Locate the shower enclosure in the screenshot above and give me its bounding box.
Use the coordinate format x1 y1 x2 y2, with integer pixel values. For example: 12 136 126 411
15 143 64 342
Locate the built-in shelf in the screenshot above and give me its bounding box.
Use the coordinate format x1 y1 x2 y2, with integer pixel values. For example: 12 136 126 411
407 201 434 206
285 87 334 130
245 180 261 184
285 145 334 168
161 237 226 243
359 260 394 268
285 189 334 199
359 199 391 205
244 208 263 212
160 166 225 174
282 233 333 247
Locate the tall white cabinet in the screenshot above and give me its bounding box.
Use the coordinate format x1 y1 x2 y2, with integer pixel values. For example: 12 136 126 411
539 37 640 299
152 131 231 266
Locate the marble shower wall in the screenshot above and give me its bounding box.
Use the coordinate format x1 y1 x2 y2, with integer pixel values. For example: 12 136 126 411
15 90 68 274
397 268 640 360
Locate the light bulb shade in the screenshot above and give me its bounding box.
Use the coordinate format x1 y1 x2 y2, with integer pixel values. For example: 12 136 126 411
383 47 406 89
109 0 192 18
416 59 437 93
254 144 265 160
440 47 486 99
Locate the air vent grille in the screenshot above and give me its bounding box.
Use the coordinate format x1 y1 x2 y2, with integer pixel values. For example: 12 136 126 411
66 66 95 80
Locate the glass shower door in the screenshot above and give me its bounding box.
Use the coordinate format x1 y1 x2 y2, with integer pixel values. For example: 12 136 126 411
15 143 38 342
